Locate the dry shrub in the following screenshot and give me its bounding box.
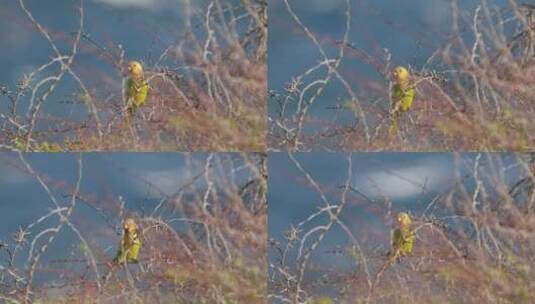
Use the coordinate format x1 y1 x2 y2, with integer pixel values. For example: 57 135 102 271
269 153 535 303
0 0 267 152
269 1 534 151
0 153 267 303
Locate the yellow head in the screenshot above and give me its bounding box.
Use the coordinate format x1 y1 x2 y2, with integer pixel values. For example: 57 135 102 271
123 218 138 234
392 66 410 85
397 212 412 227
127 61 144 79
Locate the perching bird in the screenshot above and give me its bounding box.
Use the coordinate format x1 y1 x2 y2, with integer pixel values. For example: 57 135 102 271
390 212 415 258
389 66 415 135
125 61 149 117
312 297 334 304
114 218 142 264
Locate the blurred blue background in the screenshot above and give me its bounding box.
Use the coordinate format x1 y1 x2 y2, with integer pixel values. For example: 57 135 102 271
0 0 190 121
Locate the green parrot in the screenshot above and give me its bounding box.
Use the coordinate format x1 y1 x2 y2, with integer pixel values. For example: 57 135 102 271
114 218 142 264
389 66 415 135
125 61 149 117
390 212 415 258
311 297 334 304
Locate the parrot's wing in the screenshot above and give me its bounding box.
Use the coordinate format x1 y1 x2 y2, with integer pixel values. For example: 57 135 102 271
391 229 403 250
114 240 126 263
126 79 137 96
125 79 136 109
391 84 403 100
390 85 406 113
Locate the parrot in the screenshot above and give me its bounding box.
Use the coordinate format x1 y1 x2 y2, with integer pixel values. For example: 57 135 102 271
125 60 149 117
311 297 334 304
390 212 415 258
389 66 415 135
114 218 142 264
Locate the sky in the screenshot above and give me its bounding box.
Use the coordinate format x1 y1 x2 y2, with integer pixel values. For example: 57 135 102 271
1 0 185 84
268 152 531 288
268 0 510 119
0 0 189 120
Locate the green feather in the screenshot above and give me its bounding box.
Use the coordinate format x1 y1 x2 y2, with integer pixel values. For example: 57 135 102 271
391 84 415 112
114 232 142 264
126 78 149 116
391 227 415 257
389 83 415 134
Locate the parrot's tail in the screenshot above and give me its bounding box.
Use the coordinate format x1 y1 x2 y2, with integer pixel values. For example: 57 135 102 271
126 105 138 118
122 104 139 131
122 107 139 141
389 113 400 136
